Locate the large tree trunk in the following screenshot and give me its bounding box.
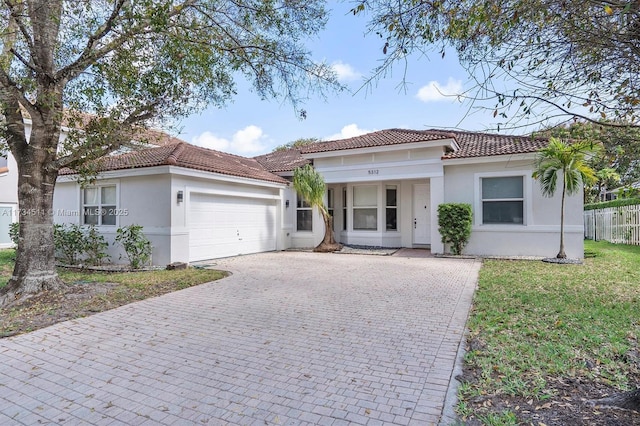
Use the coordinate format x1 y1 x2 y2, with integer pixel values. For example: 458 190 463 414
313 212 342 253
0 0 66 306
0 160 63 306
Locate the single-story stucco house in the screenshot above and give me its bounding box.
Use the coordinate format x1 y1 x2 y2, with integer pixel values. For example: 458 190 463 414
49 128 584 264
0 117 180 249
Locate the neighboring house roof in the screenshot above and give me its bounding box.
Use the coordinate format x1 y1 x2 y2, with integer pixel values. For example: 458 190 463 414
134 128 186 147
439 130 549 159
254 149 311 173
60 142 288 184
297 128 548 159
300 129 455 154
19 107 178 148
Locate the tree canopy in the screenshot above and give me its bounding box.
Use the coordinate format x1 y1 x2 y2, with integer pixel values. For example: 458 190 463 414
273 137 321 152
0 0 339 304
534 121 640 187
0 0 338 164
356 0 640 128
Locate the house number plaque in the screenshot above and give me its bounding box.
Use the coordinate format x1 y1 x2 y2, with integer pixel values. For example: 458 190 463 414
368 169 379 175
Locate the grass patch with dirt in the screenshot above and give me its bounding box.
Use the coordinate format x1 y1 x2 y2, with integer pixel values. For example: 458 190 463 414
0 249 227 337
458 240 640 425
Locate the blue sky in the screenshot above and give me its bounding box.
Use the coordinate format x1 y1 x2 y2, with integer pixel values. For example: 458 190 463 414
175 3 513 156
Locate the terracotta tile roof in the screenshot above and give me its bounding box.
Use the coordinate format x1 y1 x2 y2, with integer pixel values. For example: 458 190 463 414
254 149 311 173
296 128 548 159
60 142 288 184
439 130 549 159
134 128 186 147
300 129 455 154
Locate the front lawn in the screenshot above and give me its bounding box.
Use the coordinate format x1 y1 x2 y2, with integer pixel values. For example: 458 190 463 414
0 249 227 337
458 240 640 425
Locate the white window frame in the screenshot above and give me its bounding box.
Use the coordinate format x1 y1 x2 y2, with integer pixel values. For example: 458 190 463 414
295 193 312 232
342 187 347 231
81 183 119 227
0 204 16 246
385 185 398 232
474 171 532 227
352 185 378 231
327 188 334 219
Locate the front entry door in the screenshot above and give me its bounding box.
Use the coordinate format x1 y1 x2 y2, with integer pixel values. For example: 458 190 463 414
413 184 430 245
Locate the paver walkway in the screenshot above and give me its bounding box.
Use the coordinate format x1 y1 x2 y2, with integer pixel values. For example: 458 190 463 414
0 251 480 425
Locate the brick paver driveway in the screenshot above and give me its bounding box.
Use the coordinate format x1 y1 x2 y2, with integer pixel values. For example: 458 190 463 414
0 252 480 425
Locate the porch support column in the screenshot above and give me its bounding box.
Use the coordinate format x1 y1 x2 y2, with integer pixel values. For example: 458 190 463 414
430 176 445 254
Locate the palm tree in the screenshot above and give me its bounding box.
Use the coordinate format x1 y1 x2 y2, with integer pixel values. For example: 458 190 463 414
293 164 342 252
533 137 597 258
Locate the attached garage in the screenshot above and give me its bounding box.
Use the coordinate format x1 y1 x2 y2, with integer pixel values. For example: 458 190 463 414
188 192 278 261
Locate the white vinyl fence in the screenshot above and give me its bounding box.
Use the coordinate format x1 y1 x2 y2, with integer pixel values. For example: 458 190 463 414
584 204 640 245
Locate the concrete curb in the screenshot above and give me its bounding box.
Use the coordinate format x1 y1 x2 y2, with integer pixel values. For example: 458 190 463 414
438 259 480 426
438 328 468 426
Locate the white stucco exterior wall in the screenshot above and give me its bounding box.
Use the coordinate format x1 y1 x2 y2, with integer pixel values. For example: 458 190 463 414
443 156 584 258
0 153 19 205
54 174 173 265
0 153 19 248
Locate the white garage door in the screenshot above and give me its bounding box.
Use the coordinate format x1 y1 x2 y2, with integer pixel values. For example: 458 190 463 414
188 193 277 261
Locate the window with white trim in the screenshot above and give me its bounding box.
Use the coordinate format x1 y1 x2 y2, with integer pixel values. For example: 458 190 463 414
386 185 397 231
83 185 117 226
296 195 312 231
481 176 524 224
327 188 334 219
353 185 377 230
342 187 347 231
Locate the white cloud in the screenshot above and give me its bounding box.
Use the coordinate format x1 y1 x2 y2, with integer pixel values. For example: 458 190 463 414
325 123 374 141
232 125 268 154
191 125 268 155
191 131 230 151
331 61 362 82
416 78 463 102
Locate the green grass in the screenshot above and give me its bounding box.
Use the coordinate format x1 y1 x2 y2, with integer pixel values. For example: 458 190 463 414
0 248 227 337
459 240 640 420
0 249 225 293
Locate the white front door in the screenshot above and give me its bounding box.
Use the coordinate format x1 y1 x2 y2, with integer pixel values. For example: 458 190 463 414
412 184 430 245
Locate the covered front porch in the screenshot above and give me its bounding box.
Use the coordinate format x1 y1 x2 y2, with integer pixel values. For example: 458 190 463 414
284 132 459 254
325 178 444 252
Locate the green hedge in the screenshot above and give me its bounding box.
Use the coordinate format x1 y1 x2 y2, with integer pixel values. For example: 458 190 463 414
437 203 472 255
584 198 640 210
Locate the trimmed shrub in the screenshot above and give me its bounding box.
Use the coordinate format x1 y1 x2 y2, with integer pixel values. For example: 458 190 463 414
54 224 87 265
115 224 152 269
438 203 473 255
83 226 110 266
